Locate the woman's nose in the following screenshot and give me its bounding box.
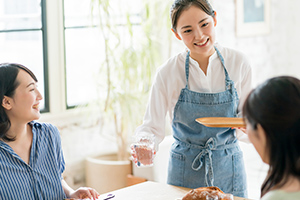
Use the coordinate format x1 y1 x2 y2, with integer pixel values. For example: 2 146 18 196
194 27 203 39
36 89 43 100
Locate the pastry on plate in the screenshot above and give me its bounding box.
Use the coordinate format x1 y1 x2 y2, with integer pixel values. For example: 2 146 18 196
182 186 233 200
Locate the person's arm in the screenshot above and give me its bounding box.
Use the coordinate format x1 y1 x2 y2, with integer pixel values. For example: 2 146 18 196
131 68 171 166
134 69 170 151
237 66 252 117
62 179 100 199
62 179 75 197
51 124 100 199
236 58 253 143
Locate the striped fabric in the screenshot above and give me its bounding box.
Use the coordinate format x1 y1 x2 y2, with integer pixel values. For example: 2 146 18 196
0 122 66 200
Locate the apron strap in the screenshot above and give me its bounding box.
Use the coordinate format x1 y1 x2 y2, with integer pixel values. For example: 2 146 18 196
191 137 215 186
185 51 190 89
191 137 237 187
185 47 233 91
214 46 232 90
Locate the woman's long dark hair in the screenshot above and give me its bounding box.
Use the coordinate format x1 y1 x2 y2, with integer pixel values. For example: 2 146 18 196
243 76 300 197
0 63 38 141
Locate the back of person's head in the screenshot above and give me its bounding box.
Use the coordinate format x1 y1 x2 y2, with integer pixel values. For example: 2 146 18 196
170 0 215 32
243 76 300 196
0 63 37 141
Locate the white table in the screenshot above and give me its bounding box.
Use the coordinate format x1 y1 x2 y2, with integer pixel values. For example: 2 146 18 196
99 181 253 200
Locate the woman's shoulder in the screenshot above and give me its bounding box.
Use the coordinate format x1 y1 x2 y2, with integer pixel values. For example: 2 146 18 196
262 190 300 200
153 50 187 87
157 50 187 72
216 43 248 60
30 121 60 137
215 43 251 72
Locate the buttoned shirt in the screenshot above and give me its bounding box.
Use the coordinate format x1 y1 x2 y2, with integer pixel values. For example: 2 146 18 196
0 121 66 200
135 43 252 148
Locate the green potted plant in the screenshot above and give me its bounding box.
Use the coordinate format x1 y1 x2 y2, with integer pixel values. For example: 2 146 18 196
85 0 172 193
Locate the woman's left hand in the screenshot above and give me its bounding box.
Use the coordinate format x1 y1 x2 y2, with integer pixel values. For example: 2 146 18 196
68 187 100 199
238 127 246 133
232 127 246 133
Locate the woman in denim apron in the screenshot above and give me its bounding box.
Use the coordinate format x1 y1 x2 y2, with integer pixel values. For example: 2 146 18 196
133 0 251 198
168 47 247 197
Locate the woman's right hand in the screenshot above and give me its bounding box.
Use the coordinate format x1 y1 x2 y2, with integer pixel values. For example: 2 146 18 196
130 144 138 165
68 187 100 200
130 138 156 167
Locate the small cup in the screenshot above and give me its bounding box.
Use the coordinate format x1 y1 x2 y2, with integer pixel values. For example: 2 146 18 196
132 136 155 167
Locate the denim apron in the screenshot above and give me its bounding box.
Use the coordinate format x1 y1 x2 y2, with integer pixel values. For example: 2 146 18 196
167 47 247 198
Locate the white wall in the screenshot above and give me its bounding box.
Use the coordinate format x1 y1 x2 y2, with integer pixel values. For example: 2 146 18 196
212 0 300 86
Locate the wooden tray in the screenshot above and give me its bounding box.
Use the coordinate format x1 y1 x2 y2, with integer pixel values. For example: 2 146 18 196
195 117 245 128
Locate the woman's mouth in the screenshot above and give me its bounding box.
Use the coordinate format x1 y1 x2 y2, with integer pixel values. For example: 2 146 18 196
32 104 39 110
194 38 209 47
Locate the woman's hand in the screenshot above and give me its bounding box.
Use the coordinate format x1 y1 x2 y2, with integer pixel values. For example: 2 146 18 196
68 187 100 200
232 127 246 133
237 127 246 133
130 138 156 167
130 144 138 164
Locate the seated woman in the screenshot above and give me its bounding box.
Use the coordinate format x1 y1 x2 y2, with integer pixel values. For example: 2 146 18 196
243 76 300 200
0 63 100 200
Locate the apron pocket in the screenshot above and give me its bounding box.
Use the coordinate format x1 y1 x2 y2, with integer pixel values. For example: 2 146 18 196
232 151 247 195
167 150 185 187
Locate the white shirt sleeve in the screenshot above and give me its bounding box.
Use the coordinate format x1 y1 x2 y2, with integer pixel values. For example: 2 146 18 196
134 69 169 151
235 51 253 143
235 64 252 143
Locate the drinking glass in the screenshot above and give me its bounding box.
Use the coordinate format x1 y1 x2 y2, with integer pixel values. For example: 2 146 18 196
131 136 155 167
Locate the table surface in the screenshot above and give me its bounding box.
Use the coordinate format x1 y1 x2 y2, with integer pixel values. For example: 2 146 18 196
99 181 253 200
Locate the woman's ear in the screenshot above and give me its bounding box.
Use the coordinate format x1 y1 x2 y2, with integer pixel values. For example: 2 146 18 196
213 11 217 27
171 28 182 40
2 96 12 110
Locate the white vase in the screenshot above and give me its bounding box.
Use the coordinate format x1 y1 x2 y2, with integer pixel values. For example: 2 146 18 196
85 153 132 194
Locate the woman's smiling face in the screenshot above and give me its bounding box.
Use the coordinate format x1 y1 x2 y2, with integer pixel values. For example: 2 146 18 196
6 69 43 123
174 5 217 58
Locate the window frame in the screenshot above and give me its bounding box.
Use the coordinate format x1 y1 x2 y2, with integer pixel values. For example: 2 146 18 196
0 0 50 113
40 0 92 125
41 0 50 113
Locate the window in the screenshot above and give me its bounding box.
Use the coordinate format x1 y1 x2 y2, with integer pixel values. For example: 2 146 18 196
63 0 143 108
0 0 168 118
0 0 49 112
63 0 105 108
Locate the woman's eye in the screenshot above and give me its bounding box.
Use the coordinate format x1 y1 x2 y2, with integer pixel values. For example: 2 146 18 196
184 29 192 33
201 23 208 27
29 86 36 91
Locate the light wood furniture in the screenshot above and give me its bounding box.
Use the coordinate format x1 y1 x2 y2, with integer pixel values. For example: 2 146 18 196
126 174 147 186
100 181 253 200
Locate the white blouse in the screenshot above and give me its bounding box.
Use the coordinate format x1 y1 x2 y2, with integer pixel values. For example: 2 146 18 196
135 43 252 149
